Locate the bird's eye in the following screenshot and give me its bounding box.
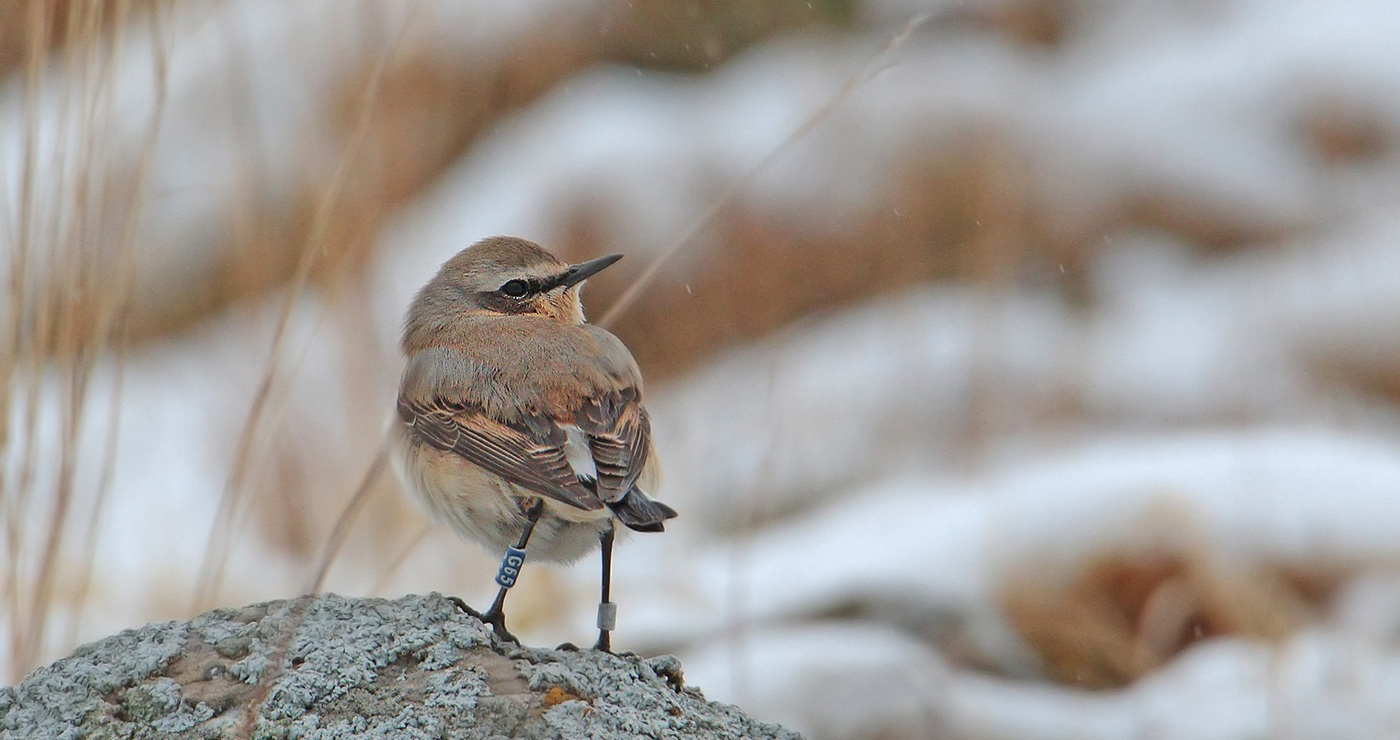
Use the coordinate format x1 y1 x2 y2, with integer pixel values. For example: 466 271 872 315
500 279 529 298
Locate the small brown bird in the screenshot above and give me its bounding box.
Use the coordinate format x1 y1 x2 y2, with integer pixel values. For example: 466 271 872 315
394 236 676 651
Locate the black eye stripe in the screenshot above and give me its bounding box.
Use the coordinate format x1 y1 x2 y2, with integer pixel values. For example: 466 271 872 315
499 273 572 298
536 272 573 292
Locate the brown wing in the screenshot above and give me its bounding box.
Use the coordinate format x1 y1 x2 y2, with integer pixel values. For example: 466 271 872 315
575 387 651 504
398 395 605 511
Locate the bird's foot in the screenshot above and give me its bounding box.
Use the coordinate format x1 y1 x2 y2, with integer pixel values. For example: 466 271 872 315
448 597 519 644
554 635 613 653
446 595 472 614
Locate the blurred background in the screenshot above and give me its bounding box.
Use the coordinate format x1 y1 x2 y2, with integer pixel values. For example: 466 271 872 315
6 0 1400 737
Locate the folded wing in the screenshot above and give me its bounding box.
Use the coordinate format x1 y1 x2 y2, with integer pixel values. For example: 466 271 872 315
574 388 650 504
398 395 605 511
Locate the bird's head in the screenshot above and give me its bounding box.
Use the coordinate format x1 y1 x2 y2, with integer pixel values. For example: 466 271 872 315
404 236 621 350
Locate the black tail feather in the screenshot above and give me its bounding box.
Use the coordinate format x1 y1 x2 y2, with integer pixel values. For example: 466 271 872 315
608 489 678 533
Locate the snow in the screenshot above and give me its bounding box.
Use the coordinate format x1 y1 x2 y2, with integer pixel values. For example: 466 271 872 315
681 621 952 739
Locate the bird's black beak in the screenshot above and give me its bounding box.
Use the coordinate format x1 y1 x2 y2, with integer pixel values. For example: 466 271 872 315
560 254 623 289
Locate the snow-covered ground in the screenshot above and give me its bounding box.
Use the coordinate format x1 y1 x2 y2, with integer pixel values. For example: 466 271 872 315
6 0 1400 737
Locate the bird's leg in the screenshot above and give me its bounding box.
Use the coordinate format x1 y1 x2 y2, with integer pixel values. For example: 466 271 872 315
459 498 545 644
594 523 617 652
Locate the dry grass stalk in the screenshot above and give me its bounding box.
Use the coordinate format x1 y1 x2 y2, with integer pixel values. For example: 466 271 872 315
597 12 931 331
1 0 169 682
188 13 411 615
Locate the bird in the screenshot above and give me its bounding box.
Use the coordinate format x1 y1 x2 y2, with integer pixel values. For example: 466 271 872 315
392 235 677 651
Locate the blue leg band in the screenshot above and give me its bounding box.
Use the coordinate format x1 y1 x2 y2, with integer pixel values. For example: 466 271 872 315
495 546 527 589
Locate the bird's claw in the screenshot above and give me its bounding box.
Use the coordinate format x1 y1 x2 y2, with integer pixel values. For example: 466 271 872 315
449 597 519 644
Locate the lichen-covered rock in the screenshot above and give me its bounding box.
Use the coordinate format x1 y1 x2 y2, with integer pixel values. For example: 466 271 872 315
0 593 801 740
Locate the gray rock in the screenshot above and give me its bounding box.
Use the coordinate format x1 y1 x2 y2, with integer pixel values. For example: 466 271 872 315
0 593 801 740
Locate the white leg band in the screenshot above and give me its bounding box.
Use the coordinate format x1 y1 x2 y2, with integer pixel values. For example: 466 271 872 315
596 601 618 631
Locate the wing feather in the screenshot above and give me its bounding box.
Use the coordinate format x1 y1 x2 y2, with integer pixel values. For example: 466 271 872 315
575 388 651 503
398 395 604 511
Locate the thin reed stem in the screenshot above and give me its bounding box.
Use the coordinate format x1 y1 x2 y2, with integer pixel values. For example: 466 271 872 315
191 16 408 614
